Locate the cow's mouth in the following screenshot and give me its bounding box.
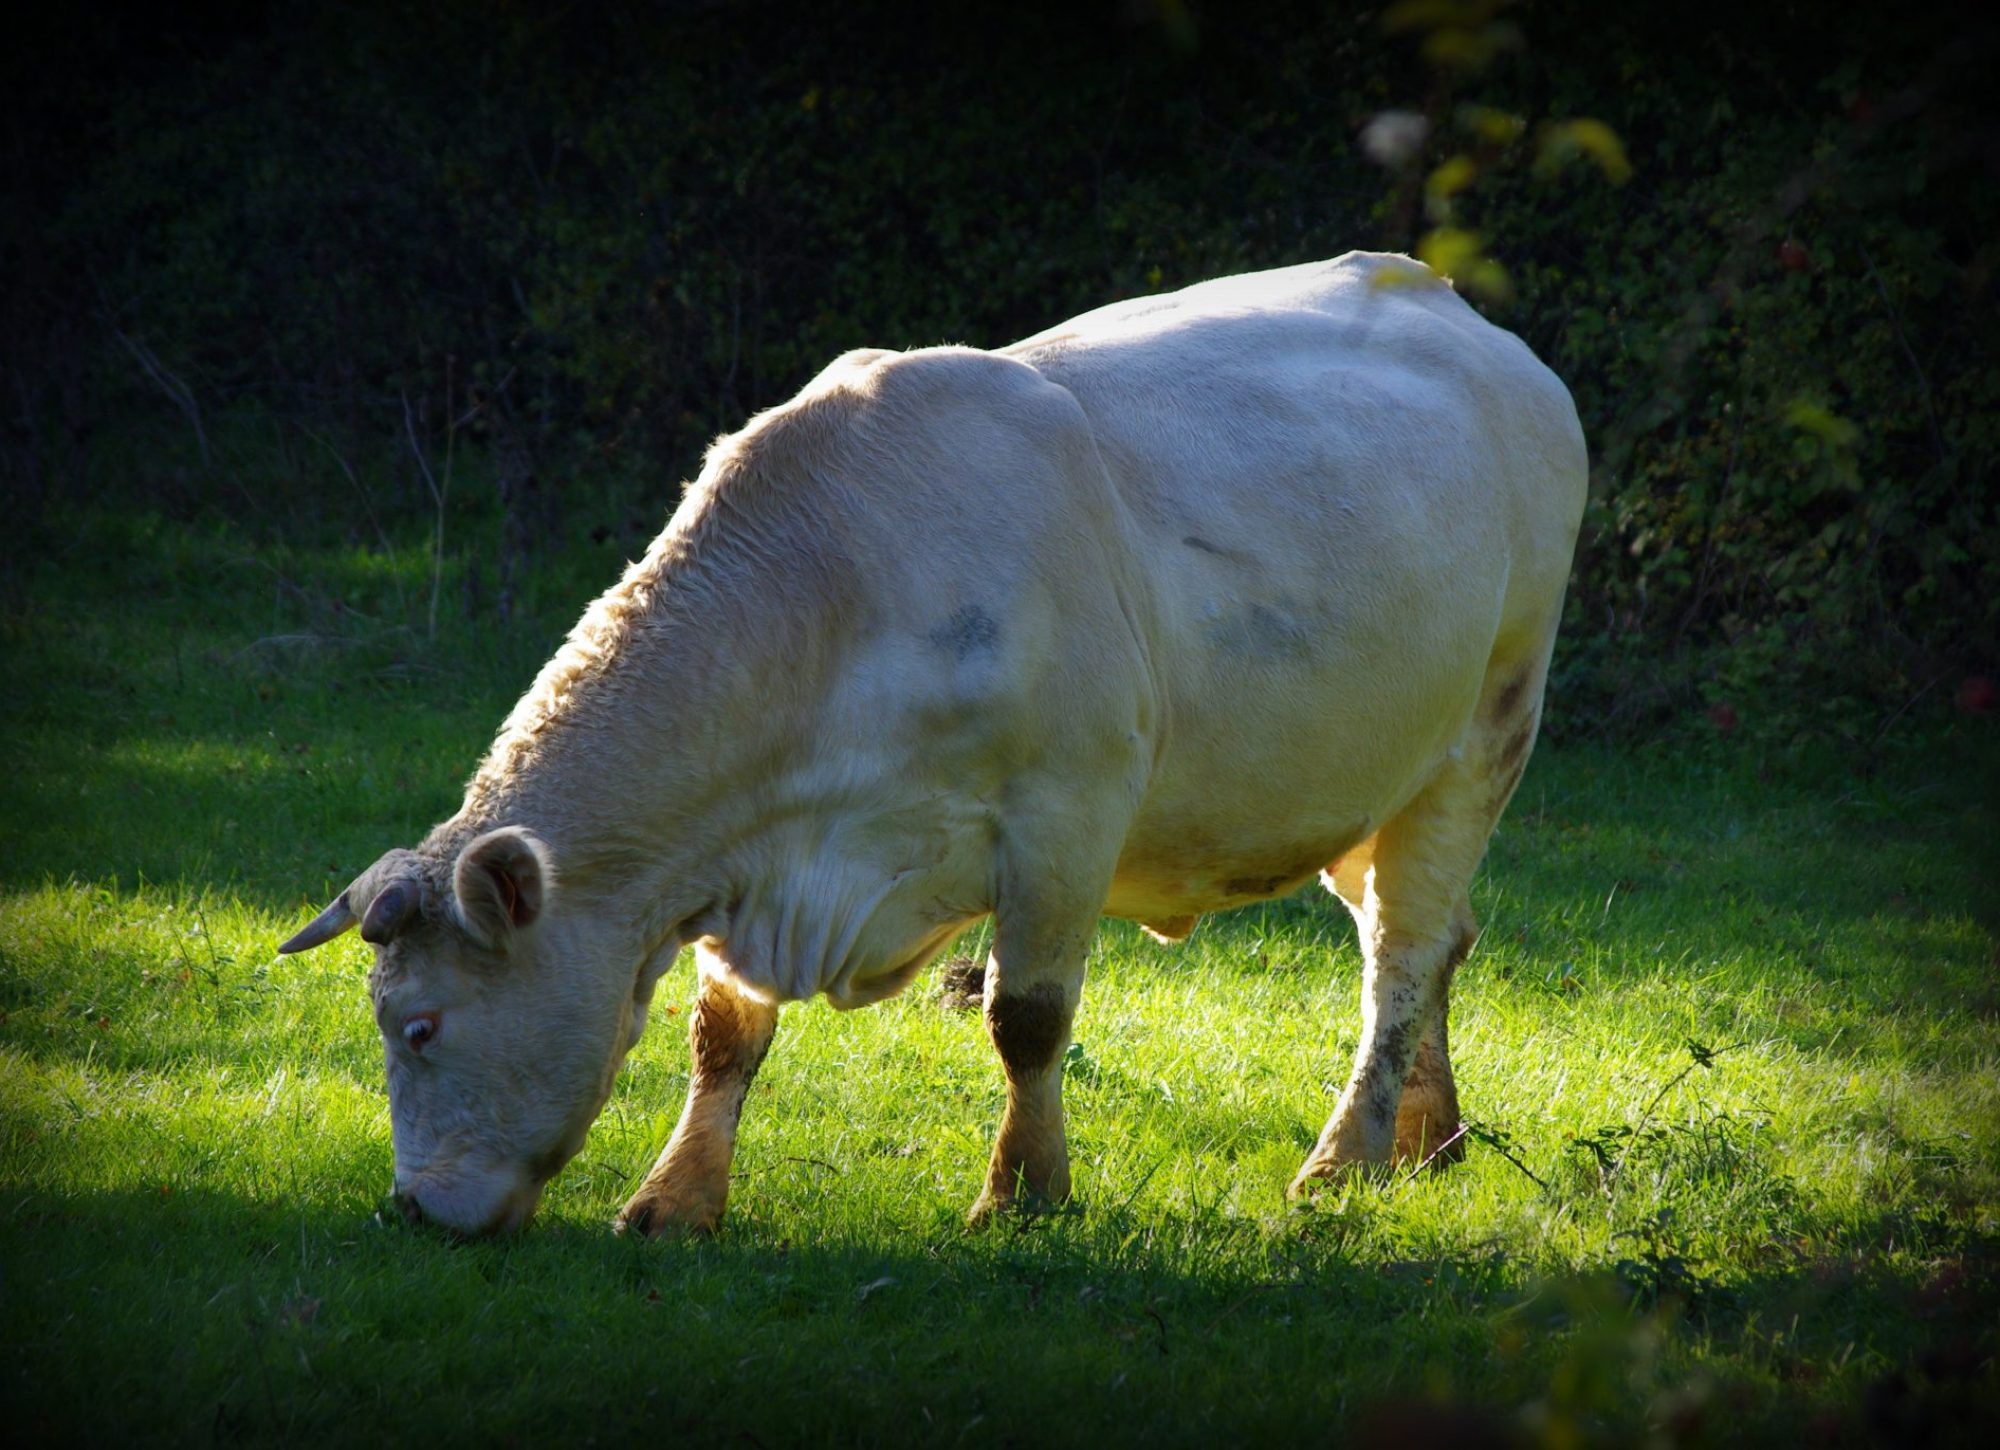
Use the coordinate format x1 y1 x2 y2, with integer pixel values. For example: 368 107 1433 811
393 1162 546 1237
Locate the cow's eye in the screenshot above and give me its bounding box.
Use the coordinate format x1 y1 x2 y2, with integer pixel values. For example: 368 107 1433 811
402 1013 440 1050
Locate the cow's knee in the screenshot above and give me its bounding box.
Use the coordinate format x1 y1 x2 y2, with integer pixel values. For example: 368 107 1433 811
986 979 1070 1079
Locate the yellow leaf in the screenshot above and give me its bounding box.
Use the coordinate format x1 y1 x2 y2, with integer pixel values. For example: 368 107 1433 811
1368 258 1447 291
1461 105 1526 146
1468 258 1514 304
1425 155 1478 222
1417 226 1485 278
1383 0 1490 34
1416 229 1512 304
1537 118 1633 184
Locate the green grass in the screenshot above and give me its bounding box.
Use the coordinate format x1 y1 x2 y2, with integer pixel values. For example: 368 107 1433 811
3 506 1997 1445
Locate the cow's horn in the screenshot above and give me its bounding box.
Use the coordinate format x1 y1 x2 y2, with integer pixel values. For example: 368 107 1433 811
277 893 358 955
360 882 419 944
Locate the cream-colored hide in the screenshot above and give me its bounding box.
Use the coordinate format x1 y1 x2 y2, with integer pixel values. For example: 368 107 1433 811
278 254 1586 1235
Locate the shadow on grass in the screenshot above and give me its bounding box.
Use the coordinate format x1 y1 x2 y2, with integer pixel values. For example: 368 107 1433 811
0 507 567 910
0 724 462 911
3 1184 1994 1447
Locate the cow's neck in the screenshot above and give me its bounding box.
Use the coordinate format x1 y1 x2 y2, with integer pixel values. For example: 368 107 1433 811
427 510 850 945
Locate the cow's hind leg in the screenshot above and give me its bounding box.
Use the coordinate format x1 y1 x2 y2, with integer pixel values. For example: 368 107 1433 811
1321 840 1472 1168
1290 657 1543 1194
617 945 778 1236
1397 989 1469 1166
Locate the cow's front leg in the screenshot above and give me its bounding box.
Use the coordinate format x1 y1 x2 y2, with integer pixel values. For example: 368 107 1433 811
617 947 777 1236
966 883 1100 1225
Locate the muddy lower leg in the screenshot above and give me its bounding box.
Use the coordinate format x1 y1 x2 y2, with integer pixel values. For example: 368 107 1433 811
966 801 1116 1225
1397 905 1475 1164
1293 788 1487 1196
1313 844 1465 1166
1395 1010 1464 1165
617 951 778 1236
1289 928 1456 1191
1293 654 1545 1196
968 958 1079 1222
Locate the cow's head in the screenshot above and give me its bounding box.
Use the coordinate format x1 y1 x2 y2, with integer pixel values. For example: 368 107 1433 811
278 827 650 1235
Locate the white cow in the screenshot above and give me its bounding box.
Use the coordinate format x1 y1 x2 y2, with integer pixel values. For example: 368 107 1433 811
279 254 1586 1235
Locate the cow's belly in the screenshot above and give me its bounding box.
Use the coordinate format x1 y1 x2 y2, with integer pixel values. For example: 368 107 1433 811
1105 813 1373 922
1104 591 1491 922
1104 741 1440 922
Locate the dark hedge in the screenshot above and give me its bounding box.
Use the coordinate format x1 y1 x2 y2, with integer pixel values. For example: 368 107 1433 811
4 0 1995 741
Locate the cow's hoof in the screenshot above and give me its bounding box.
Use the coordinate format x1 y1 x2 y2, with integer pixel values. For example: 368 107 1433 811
616 1190 723 1238
964 1187 1073 1228
1286 1155 1393 1201
1394 1123 1468 1171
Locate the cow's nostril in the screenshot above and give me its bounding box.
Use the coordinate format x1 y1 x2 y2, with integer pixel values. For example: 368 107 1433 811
392 1190 425 1227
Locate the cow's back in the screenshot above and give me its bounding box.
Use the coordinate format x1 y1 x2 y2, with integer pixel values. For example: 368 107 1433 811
1005 253 1587 921
1006 252 1584 627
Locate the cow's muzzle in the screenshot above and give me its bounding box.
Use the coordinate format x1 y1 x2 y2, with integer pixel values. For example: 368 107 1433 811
393 1168 543 1237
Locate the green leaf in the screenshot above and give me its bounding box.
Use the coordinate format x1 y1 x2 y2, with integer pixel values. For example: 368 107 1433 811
1784 399 1861 449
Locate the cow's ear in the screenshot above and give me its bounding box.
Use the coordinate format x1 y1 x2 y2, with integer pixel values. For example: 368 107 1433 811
453 827 552 948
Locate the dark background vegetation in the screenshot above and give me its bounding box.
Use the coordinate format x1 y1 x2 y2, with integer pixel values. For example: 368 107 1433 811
3 0 1996 744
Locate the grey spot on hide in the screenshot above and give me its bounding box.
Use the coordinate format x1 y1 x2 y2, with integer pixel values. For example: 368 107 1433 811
1209 602 1312 660
1489 668 1533 724
930 604 1000 661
